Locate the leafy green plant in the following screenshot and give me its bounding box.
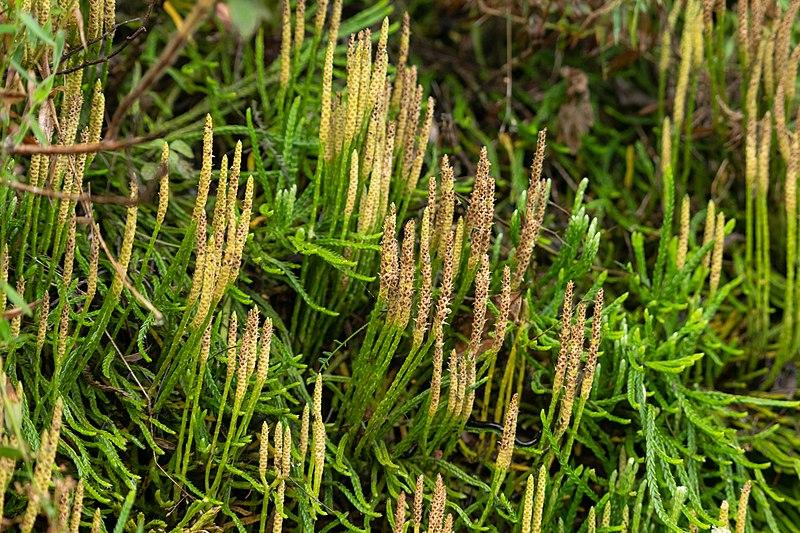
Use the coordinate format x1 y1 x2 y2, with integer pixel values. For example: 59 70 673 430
0 0 799 531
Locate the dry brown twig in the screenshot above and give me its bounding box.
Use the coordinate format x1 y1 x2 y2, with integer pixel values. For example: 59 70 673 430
3 134 155 156
3 179 137 205
80 199 164 323
4 0 210 156
105 0 216 138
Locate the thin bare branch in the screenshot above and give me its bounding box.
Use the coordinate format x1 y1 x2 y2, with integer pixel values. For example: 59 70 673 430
4 134 154 155
82 202 164 323
106 0 216 138
3 179 137 205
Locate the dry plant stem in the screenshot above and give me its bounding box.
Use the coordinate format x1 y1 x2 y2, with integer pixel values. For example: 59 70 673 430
89 212 163 323
5 134 154 155
2 179 141 205
56 23 148 76
106 0 215 138
64 198 160 387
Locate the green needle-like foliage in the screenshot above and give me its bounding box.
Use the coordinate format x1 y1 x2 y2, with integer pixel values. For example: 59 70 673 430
0 0 799 531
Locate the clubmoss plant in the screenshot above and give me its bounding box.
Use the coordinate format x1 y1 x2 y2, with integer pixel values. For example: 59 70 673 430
1 0 800 531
